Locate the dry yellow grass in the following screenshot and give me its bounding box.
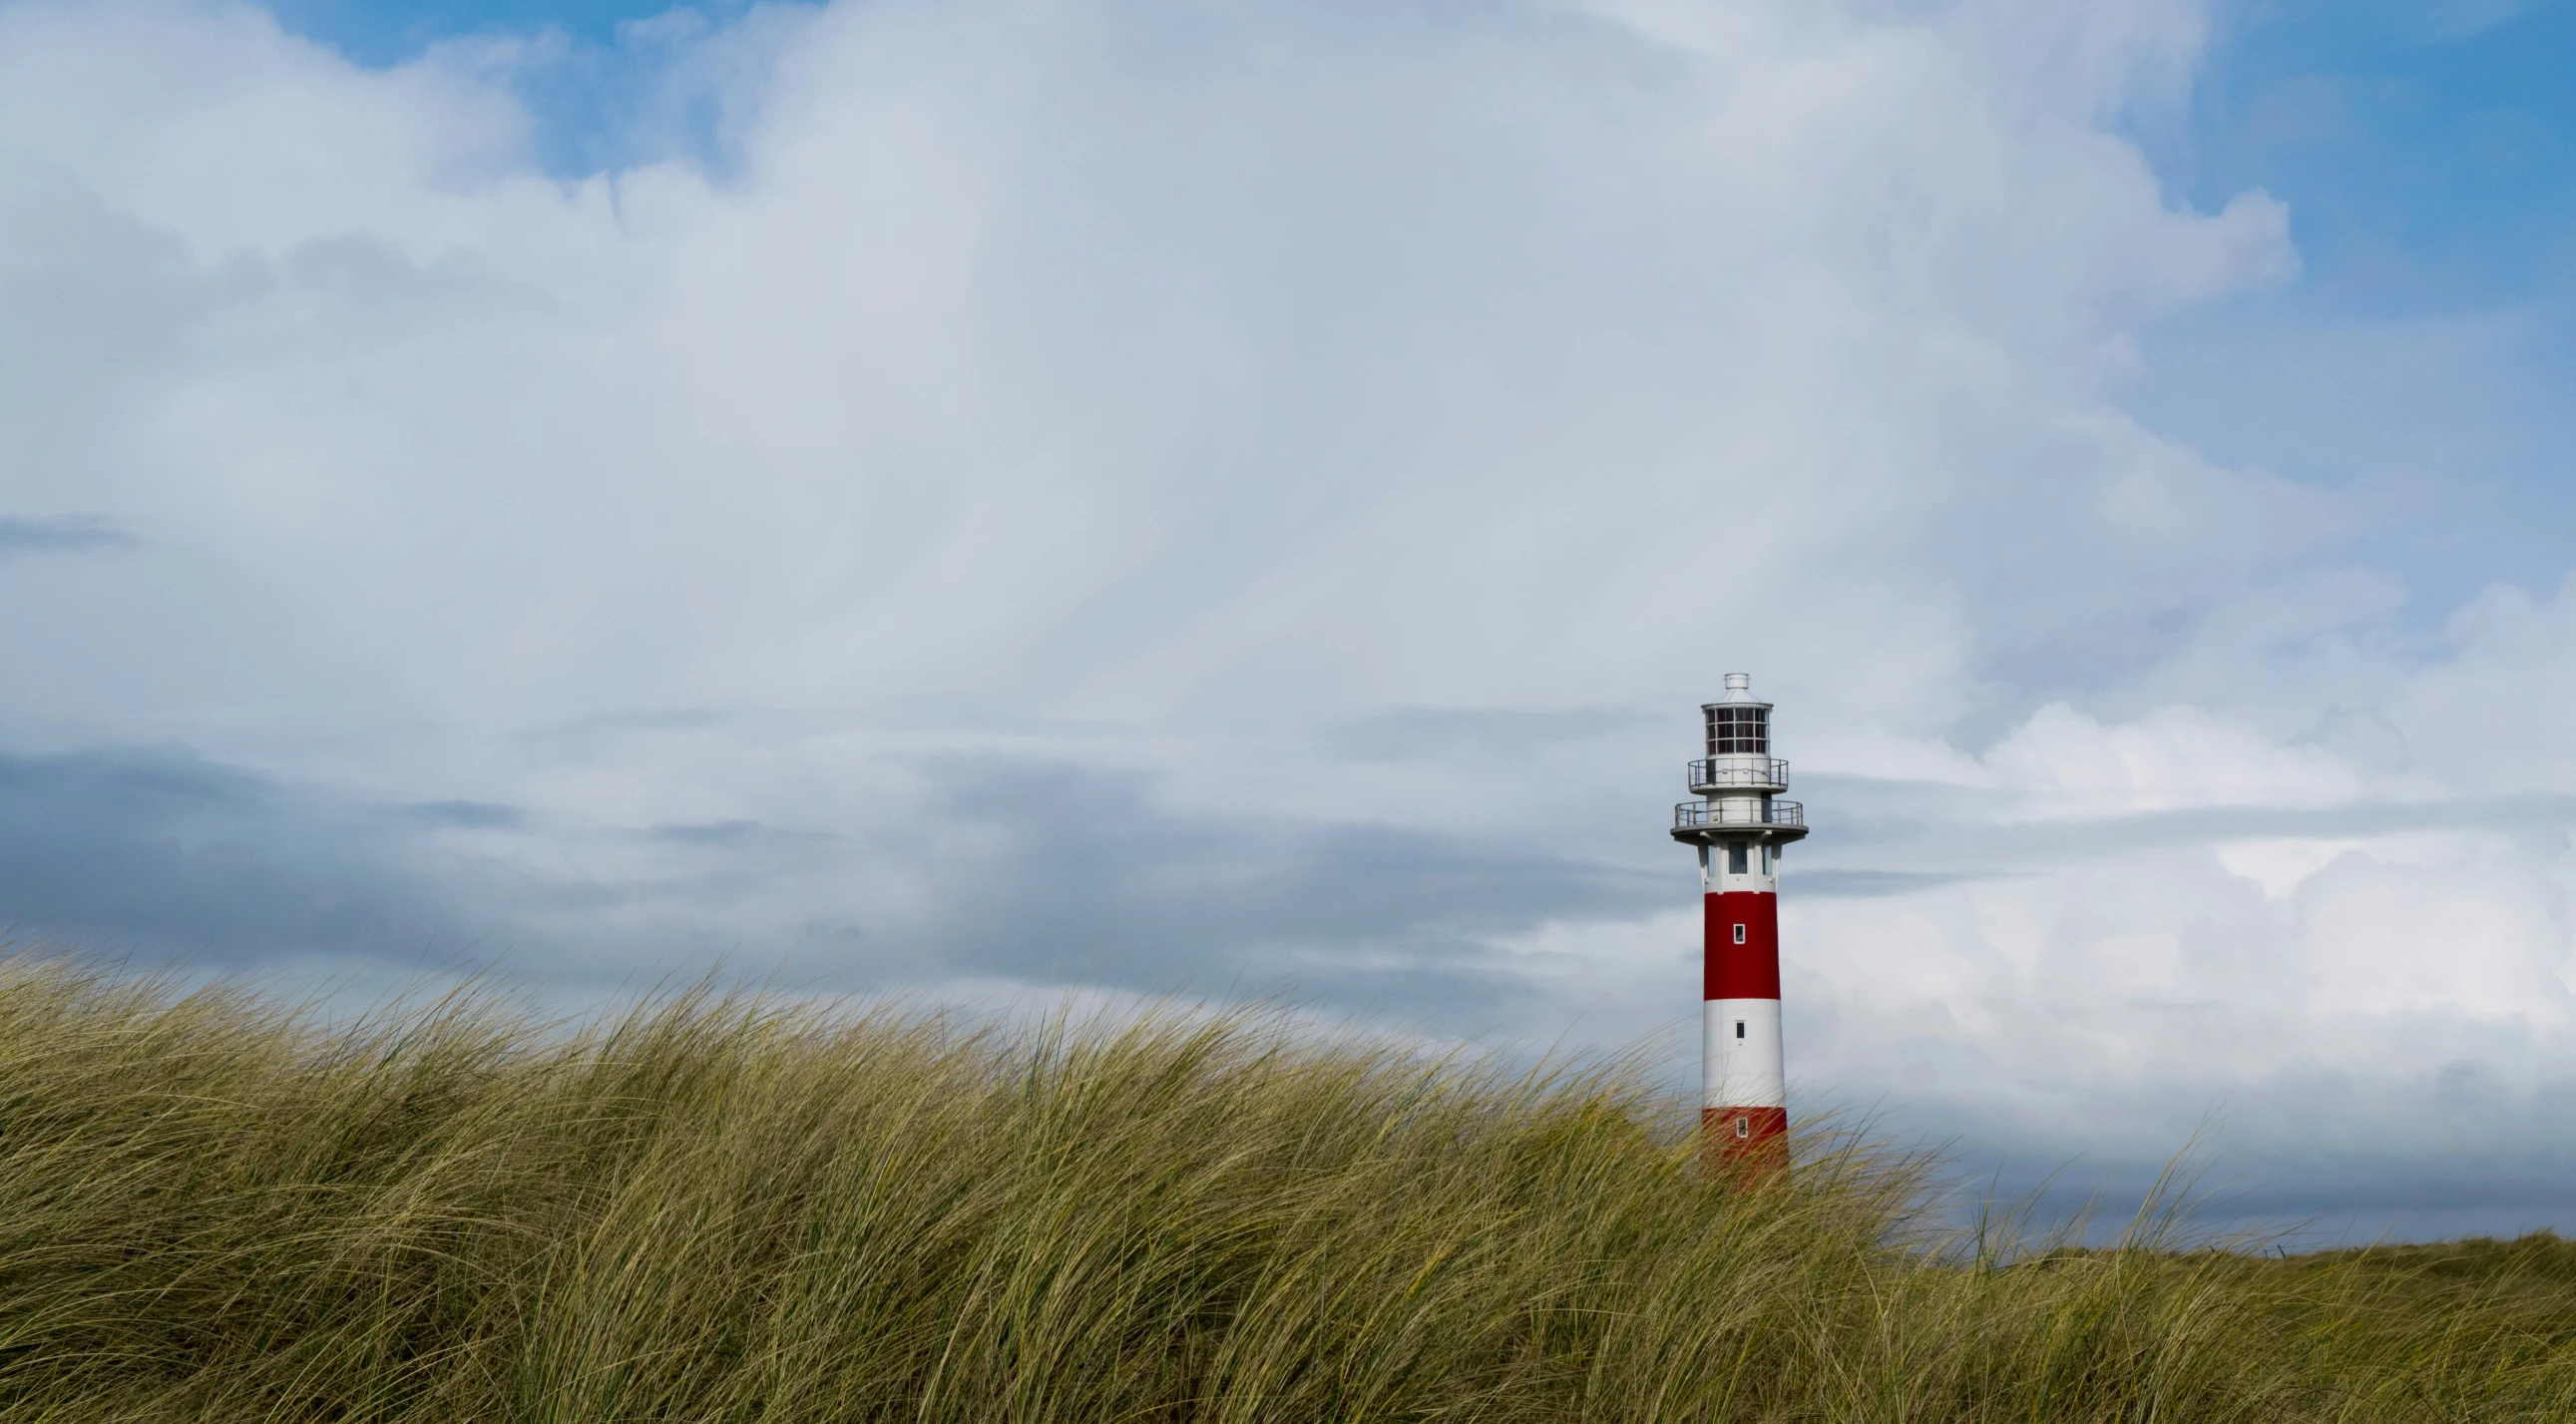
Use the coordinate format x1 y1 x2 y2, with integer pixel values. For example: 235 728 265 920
0 955 2568 1421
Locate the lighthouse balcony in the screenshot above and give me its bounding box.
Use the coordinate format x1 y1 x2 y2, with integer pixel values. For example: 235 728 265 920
1672 799 1804 831
1687 756 1789 793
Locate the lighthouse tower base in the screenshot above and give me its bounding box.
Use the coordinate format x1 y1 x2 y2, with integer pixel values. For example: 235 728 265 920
1701 1108 1789 1176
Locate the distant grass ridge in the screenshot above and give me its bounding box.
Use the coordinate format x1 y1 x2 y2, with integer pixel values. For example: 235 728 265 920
0 958 2570 1421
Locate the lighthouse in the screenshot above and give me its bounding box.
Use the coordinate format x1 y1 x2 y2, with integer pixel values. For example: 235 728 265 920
1669 673 1808 1173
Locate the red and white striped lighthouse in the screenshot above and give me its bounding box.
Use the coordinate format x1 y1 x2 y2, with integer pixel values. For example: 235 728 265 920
1670 673 1808 1174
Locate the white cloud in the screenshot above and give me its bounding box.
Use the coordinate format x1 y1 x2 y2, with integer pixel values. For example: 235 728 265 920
0 0 2314 744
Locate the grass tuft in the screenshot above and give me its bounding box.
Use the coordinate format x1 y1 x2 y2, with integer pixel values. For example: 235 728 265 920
0 955 2566 1420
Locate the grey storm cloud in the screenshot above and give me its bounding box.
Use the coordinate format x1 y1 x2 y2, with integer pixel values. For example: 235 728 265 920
1794 868 2018 899
814 756 1671 1018
1801 772 2576 877
0 743 1668 1024
20 733 2550 1021
0 515 133 556
1879 1065 2576 1247
1323 707 1659 762
403 799 528 829
0 746 472 963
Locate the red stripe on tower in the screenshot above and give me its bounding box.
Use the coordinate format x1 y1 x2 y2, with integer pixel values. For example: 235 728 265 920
1703 892 1780 999
1668 673 1809 1180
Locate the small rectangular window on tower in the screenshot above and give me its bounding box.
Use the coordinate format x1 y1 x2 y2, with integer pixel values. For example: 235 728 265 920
1736 1116 1751 1138
1734 1020 1746 1040
1728 843 1749 875
1732 923 1747 944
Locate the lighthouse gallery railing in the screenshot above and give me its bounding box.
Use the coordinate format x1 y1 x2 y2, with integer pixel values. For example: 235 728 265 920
1672 799 1804 830
1686 757 1789 789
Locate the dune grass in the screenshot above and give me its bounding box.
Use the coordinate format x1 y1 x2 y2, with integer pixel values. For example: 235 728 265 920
0 958 2568 1421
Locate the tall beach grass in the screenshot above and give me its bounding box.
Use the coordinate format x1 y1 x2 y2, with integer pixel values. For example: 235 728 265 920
0 955 2568 1421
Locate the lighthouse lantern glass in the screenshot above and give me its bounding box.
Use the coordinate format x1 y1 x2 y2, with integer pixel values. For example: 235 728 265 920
1705 706 1770 755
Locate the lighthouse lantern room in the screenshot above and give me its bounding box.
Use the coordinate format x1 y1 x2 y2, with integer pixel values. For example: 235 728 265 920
1669 673 1809 1172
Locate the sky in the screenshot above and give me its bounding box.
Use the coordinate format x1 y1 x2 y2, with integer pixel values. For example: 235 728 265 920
3 0 2576 1243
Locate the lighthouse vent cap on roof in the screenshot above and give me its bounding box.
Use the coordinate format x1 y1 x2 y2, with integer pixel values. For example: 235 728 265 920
1702 675 1770 714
